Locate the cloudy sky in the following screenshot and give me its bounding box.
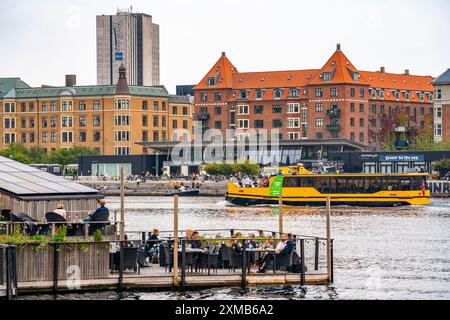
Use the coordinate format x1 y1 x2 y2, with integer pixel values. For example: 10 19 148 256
1 0 449 93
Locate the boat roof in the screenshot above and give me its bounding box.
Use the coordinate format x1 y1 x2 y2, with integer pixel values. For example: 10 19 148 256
282 173 429 178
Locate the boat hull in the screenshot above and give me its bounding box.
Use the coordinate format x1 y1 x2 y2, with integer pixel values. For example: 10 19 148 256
166 190 200 197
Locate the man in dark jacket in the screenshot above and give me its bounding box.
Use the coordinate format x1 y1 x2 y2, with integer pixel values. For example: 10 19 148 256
83 199 109 222
257 233 293 273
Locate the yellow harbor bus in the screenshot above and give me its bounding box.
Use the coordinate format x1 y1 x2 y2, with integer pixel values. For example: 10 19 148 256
226 166 430 207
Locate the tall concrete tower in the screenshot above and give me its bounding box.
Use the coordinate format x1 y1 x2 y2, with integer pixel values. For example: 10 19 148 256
96 7 160 86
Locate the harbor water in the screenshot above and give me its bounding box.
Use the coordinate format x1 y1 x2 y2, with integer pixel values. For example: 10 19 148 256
21 196 450 300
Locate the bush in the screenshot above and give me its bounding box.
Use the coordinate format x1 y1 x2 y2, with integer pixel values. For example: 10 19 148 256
203 161 260 177
432 159 450 178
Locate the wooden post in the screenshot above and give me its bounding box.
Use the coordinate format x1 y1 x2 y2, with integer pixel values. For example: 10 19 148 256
120 167 125 241
326 196 332 282
173 194 179 286
278 194 283 236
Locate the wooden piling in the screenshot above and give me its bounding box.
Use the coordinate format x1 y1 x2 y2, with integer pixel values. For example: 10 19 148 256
119 167 125 241
173 194 179 286
326 196 332 282
278 194 283 236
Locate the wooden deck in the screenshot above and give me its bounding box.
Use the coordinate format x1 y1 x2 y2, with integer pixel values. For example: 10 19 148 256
2 265 329 296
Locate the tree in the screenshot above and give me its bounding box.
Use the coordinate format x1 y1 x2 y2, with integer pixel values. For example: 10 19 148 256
432 159 450 178
49 147 100 167
0 143 32 163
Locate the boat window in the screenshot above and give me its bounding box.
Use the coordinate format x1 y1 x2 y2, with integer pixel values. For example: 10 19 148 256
315 177 331 193
330 177 348 193
301 178 316 187
399 178 412 191
283 177 300 188
364 177 382 193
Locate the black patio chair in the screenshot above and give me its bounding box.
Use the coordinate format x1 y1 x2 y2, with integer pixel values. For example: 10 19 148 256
87 212 110 236
220 245 233 270
199 252 219 273
18 213 39 236
178 250 194 273
274 250 296 272
161 244 173 272
112 247 140 274
44 212 68 236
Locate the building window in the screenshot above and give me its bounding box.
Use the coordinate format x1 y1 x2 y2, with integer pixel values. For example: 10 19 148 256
350 132 355 141
350 118 355 127
19 103 25 112
323 73 331 81
42 132 48 143
315 88 323 97
183 120 188 130
214 121 222 129
153 101 159 111
4 133 16 144
142 116 148 126
274 89 282 99
142 101 148 110
287 103 300 114
287 118 300 128
272 105 282 113
371 105 377 113
359 88 365 98
61 132 73 143
420 107 425 116
359 104 364 112
4 118 16 129
316 104 323 112
254 105 264 114
359 132 365 142
214 92 222 101
162 102 167 111
115 99 130 110
255 90 263 100
254 120 264 128
360 118 365 127
173 120 178 129
61 101 72 112
240 90 248 99
208 77 216 86
288 132 300 140
290 88 299 97
42 102 48 112
114 131 130 142
238 105 249 115
435 124 442 136
436 107 442 118
115 147 131 155
379 89 385 99
238 119 249 129
114 115 130 126
162 116 166 127
315 118 324 127
4 103 15 113
330 88 338 97
51 132 56 142
93 116 101 126
153 116 159 127
93 100 102 110
94 131 101 142
79 101 86 111
42 118 48 128
350 88 355 97
380 105 385 113
29 118 35 128
404 91 410 101
200 93 207 101
50 101 57 111
350 103 355 112
61 116 73 128
214 107 221 115
21 118 26 128
301 108 307 124
272 119 282 128
153 131 159 142
29 103 35 112
172 106 178 115
436 89 442 100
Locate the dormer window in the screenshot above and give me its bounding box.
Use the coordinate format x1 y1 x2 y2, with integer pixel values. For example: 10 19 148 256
208 77 216 86
379 89 384 99
353 73 359 81
255 90 263 100
418 92 424 101
404 91 410 101
394 90 399 100
290 88 299 97
370 89 376 99
274 89 282 99
323 73 332 81
240 90 248 99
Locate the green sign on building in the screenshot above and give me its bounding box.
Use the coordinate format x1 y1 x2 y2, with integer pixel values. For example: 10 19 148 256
269 176 284 197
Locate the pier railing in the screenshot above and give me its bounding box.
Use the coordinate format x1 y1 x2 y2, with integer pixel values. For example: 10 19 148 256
0 244 18 300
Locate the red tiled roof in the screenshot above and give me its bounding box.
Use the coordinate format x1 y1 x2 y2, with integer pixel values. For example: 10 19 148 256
194 52 238 90
360 71 433 91
232 70 317 89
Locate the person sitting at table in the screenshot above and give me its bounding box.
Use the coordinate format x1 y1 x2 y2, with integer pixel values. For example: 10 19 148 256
145 228 161 262
257 233 293 273
123 234 133 248
83 199 109 222
231 232 244 253
53 203 67 220
244 233 258 265
190 231 203 249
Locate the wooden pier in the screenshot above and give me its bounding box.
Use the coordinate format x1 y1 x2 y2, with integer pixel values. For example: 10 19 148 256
4 266 329 296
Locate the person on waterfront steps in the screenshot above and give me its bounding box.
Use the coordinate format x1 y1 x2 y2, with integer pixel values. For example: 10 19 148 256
83 199 109 222
53 203 67 220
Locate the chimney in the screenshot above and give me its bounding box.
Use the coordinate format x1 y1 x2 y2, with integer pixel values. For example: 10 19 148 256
336 43 341 51
65 74 76 87
380 67 385 73
221 52 226 57
404 69 410 76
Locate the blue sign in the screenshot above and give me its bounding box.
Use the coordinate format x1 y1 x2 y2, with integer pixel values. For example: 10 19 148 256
379 154 424 162
115 52 123 61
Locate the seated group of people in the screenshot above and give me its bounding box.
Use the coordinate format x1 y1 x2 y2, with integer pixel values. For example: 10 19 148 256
235 176 270 188
51 199 109 223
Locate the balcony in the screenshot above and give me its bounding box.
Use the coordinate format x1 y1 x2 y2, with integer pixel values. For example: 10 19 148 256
326 108 341 119
326 124 341 132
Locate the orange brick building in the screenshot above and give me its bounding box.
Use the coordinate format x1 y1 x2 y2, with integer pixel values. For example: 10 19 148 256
194 44 434 149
